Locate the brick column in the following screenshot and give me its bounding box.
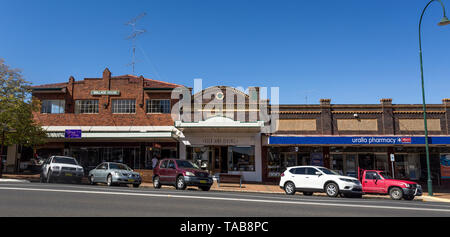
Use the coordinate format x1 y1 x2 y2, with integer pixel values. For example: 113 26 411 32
320 99 332 135
443 98 450 135
381 98 394 135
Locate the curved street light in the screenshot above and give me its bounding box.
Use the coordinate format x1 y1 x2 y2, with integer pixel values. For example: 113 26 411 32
418 0 450 197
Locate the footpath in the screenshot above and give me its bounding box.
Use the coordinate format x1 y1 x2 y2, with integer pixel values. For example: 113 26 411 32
1 173 450 203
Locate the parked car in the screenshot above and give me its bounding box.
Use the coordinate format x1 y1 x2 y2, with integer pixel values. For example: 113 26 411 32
40 156 84 183
279 166 363 198
153 159 213 191
88 162 141 187
359 170 422 200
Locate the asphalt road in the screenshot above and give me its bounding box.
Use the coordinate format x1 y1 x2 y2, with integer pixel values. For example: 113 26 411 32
1 182 450 217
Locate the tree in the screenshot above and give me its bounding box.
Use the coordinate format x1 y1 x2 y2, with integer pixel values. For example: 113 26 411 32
0 59 46 176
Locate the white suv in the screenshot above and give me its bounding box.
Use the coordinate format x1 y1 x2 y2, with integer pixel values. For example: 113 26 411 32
279 166 363 198
40 156 84 184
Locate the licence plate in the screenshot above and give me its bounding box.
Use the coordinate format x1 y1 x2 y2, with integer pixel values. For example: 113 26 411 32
200 180 207 184
65 173 72 177
128 179 134 182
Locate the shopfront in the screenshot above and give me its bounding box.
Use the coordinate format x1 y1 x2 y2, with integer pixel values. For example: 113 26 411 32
176 116 264 182
38 126 179 171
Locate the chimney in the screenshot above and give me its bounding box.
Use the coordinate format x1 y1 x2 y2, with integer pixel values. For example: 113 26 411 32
103 68 111 89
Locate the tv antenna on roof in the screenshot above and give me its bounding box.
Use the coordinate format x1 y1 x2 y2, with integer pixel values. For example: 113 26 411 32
125 12 147 75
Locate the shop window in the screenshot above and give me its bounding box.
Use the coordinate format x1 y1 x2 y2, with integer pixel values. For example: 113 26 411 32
394 154 408 179
41 100 65 114
267 150 282 177
75 100 99 114
330 154 344 175
407 153 421 180
112 99 136 114
228 146 255 172
375 154 388 172
345 154 357 177
297 153 310 166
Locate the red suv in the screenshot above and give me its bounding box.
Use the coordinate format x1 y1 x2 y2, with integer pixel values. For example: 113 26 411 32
152 159 213 191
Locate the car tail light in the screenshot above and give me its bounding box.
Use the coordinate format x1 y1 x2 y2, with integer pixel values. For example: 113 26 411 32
281 172 285 177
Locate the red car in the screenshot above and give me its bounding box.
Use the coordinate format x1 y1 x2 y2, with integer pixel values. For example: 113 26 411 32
359 170 423 200
152 159 213 191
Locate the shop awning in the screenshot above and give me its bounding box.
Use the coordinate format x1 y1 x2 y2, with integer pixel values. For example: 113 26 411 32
268 136 450 145
42 126 181 141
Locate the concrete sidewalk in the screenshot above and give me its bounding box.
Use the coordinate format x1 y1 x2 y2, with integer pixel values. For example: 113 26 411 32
2 173 450 203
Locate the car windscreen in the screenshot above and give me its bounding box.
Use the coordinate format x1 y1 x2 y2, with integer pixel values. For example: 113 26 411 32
175 160 200 169
318 167 339 175
109 163 131 171
379 172 392 179
52 157 78 165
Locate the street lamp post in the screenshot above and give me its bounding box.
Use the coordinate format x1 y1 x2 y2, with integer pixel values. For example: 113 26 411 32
418 0 450 197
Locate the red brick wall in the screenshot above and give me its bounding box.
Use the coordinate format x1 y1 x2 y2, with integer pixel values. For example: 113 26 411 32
32 74 179 126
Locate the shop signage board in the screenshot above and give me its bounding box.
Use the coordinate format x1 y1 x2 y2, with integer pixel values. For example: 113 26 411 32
65 129 82 139
90 90 120 96
269 136 450 145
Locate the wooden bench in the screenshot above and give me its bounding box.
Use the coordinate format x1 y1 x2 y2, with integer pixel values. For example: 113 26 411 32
218 173 242 188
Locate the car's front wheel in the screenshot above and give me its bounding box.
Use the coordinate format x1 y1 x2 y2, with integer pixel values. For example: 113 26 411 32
133 183 140 188
153 176 161 189
176 176 187 190
284 182 296 195
325 182 339 197
389 187 403 200
106 175 113 186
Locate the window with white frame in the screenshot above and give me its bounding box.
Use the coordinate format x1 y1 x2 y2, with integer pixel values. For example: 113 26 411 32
75 100 99 114
147 99 170 113
41 100 65 114
112 99 135 113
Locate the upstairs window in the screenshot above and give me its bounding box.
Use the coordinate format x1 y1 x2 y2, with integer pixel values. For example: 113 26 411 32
147 99 171 113
112 99 135 114
41 100 65 114
75 100 99 114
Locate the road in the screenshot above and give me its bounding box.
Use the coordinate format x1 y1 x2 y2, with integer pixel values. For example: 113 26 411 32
1 181 450 217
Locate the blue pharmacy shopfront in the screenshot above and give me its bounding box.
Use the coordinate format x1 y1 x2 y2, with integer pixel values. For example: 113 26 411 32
263 136 450 184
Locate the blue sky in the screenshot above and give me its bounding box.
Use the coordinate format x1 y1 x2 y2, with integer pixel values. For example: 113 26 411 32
1 0 449 104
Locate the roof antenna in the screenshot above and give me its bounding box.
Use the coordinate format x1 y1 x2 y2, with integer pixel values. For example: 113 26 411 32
125 12 147 75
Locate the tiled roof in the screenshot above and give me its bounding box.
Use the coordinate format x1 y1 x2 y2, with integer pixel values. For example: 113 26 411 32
31 74 184 89
31 82 68 89
113 74 183 89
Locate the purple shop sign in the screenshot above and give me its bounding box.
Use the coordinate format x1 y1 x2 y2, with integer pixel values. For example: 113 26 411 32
65 129 82 139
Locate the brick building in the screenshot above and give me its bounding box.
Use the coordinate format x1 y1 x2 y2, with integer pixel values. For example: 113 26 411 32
263 98 450 186
31 68 182 171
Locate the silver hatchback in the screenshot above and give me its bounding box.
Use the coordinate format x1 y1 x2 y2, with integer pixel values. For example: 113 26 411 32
88 162 142 188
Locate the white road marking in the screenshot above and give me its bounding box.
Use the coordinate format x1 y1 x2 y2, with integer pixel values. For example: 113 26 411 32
0 186 450 213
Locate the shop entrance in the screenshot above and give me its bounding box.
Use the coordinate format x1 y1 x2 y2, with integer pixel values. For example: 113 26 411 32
212 146 228 174
189 146 228 174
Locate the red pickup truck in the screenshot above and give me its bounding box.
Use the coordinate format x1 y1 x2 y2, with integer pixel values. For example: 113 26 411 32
359 170 423 200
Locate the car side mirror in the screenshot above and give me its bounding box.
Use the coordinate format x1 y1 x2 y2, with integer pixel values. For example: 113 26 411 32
315 171 322 176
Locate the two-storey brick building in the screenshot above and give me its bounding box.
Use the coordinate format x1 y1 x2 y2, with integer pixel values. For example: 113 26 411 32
31 68 182 171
